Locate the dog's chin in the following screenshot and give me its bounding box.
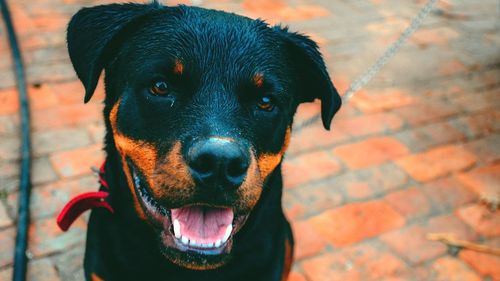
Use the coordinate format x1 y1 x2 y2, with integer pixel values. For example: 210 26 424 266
131 168 250 270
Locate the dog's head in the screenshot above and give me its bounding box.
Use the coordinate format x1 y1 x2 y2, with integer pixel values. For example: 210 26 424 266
68 3 340 270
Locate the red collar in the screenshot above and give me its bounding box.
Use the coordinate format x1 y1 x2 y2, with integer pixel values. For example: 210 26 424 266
57 161 114 231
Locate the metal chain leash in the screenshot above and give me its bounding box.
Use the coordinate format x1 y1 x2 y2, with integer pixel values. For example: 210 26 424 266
294 0 438 132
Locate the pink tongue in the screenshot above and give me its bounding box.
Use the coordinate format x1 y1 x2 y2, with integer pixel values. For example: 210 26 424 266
171 206 234 242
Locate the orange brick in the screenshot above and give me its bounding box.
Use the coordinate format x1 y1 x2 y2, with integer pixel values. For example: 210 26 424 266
309 201 405 246
450 110 500 138
460 249 500 280
456 163 500 205
48 80 85 105
382 214 476 265
294 100 321 122
0 203 12 229
33 128 92 156
0 228 15 267
439 59 467 76
334 137 409 169
381 225 446 265
32 103 102 131
0 115 17 136
87 123 106 144
302 244 407 281
32 14 69 31
427 214 477 241
32 157 59 185
430 257 481 281
20 34 48 51
290 182 344 217
28 84 59 110
7 176 97 221
29 217 86 257
27 259 61 281
242 0 329 23
0 160 19 179
457 205 500 237
396 145 476 182
393 100 461 126
49 144 105 178
334 112 403 138
345 182 373 200
288 124 347 155
292 220 327 260
287 271 307 281
336 163 409 198
464 135 500 165
10 6 36 35
394 121 466 153
282 151 341 189
0 88 18 116
420 178 475 214
0 137 19 161
351 88 415 113
411 27 460 47
385 187 432 221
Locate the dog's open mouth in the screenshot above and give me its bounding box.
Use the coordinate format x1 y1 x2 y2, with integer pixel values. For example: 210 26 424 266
131 168 247 257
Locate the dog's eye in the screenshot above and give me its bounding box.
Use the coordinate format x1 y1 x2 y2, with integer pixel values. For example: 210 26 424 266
149 81 169 96
256 96 275 112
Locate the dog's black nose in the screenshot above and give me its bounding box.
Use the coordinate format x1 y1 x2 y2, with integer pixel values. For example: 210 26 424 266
187 138 250 189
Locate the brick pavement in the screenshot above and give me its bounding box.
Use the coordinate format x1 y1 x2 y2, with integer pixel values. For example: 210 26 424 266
0 0 499 280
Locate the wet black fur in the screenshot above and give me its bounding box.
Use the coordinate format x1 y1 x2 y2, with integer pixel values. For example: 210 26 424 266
67 3 341 281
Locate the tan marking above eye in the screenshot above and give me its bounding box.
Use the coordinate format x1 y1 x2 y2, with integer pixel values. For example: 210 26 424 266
253 73 264 88
91 273 105 281
174 59 184 75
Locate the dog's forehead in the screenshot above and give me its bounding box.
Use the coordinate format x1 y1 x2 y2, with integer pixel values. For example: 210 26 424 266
121 6 284 71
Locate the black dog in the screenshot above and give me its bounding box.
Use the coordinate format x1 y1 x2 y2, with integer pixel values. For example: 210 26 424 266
65 2 341 280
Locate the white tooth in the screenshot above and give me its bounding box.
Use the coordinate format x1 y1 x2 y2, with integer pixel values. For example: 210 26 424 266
181 236 189 245
214 239 222 248
223 224 232 243
189 239 197 246
173 219 181 239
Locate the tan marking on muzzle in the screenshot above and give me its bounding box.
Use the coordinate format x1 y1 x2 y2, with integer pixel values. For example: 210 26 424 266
151 141 195 198
110 100 157 220
110 100 195 210
238 153 263 211
257 127 291 179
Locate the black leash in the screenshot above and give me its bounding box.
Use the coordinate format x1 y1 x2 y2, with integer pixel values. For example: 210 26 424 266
0 0 32 281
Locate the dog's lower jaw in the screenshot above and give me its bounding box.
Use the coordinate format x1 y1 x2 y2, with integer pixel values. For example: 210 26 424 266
130 167 253 270
84 155 291 280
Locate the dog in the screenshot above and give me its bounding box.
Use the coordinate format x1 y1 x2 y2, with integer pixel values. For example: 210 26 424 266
63 2 341 280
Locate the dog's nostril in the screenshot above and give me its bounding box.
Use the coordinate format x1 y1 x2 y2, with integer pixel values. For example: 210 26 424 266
192 154 214 175
227 158 248 178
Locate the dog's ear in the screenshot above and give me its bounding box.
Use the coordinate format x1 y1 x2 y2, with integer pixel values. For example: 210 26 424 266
67 3 160 103
275 26 342 130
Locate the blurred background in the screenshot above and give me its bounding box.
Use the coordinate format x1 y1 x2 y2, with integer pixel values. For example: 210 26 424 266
0 0 498 280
